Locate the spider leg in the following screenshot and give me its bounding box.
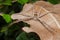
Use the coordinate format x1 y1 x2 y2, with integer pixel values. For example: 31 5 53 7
36 18 56 34
18 13 32 17
39 12 49 18
42 21 57 33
